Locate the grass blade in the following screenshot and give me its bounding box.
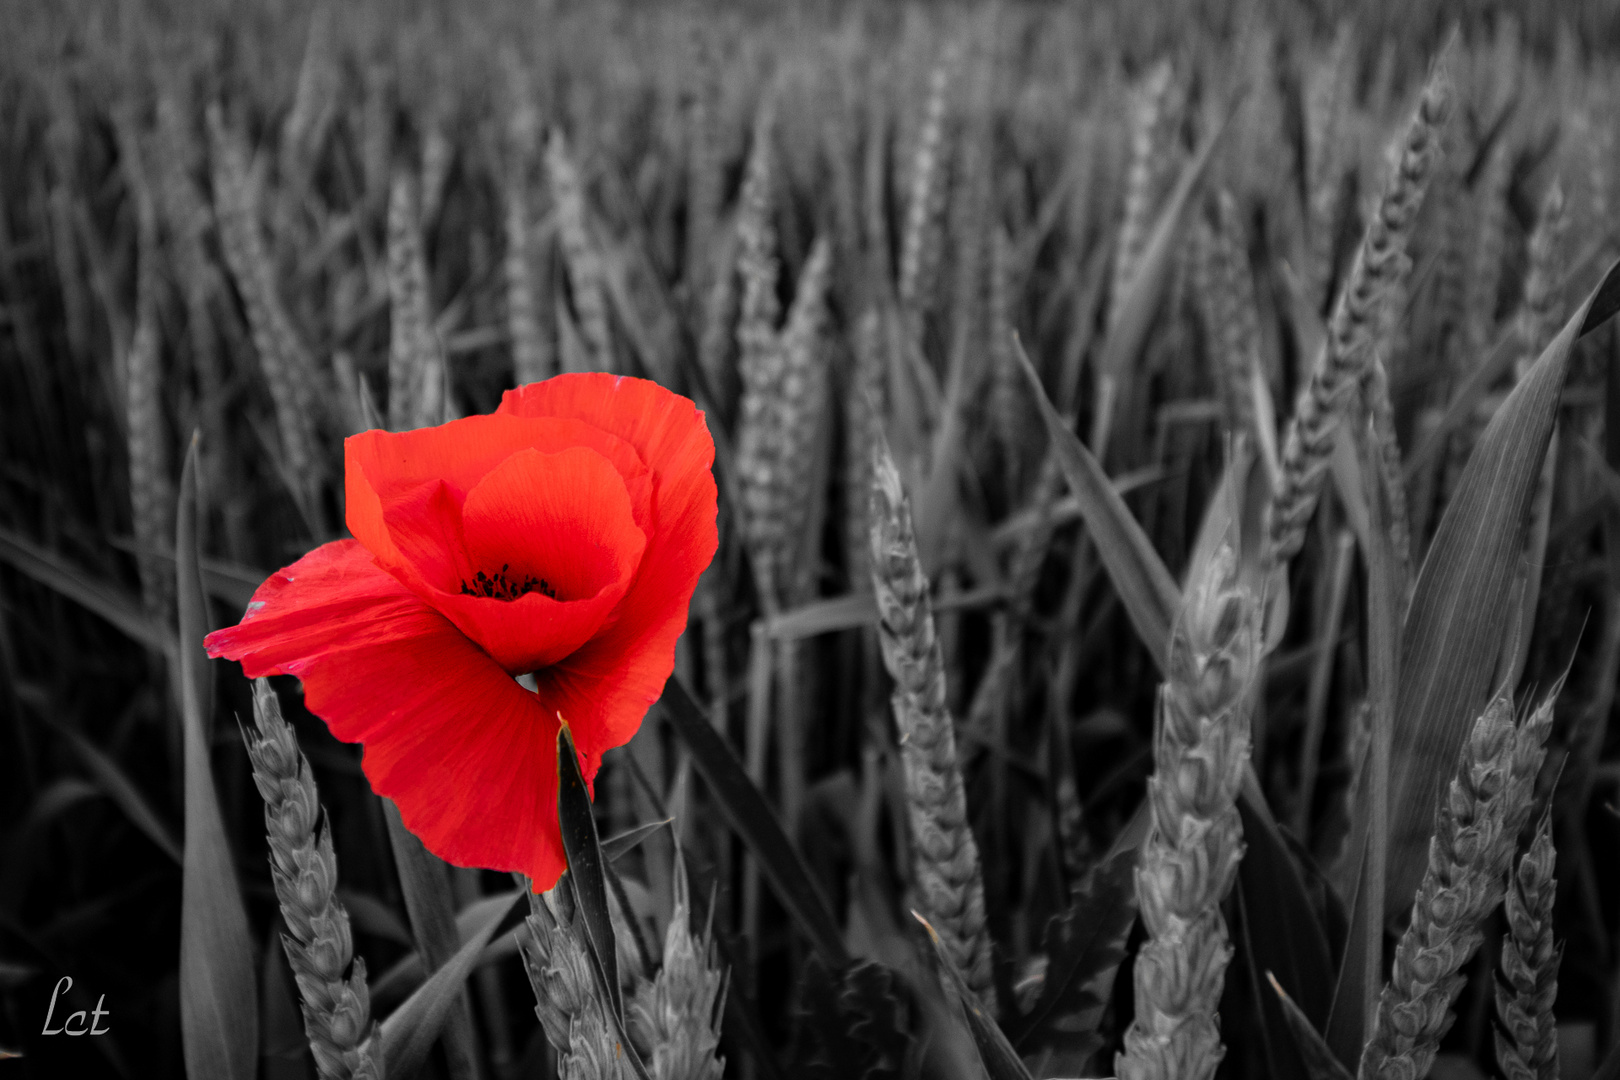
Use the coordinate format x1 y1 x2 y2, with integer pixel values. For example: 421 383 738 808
175 434 259 1080
1386 259 1620 912
1235 771 1336 1037
0 525 164 651
1012 335 1178 670
601 818 674 863
381 888 523 1079
55 723 182 864
1595 1038 1620 1080
1006 851 1136 1054
554 725 657 1080
659 675 850 966
382 798 480 1080
914 911 1034 1080
370 890 528 1005
555 723 621 1020
1349 404 1404 1050
1091 95 1240 459
1267 972 1354 1080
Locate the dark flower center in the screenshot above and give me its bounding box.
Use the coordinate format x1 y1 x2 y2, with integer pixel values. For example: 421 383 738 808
460 564 556 601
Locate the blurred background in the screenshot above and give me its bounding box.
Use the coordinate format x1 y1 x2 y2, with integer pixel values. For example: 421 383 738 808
5 0 1620 1077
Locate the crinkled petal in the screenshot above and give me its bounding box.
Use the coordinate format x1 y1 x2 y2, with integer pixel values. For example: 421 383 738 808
501 374 718 760
385 446 647 673
346 414 653 570
204 539 571 888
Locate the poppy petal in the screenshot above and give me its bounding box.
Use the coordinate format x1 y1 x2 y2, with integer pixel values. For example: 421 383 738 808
374 479 479 593
204 539 571 888
388 446 648 673
203 539 431 676
460 446 646 605
500 374 718 761
346 414 654 571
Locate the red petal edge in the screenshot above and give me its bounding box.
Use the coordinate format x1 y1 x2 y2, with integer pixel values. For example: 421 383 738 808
205 540 570 890
499 374 719 769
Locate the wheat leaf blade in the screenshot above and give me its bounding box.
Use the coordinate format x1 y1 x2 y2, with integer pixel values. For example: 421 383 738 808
1012 336 1178 669
1387 259 1620 912
176 435 259 1080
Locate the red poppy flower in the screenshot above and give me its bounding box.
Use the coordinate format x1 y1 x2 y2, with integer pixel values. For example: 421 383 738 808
206 374 718 890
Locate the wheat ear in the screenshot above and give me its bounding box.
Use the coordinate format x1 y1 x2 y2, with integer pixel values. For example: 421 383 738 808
737 236 832 605
419 112 454 233
683 33 725 298
1269 52 1452 565
868 440 997 1010
627 855 727 1080
735 99 780 372
502 162 553 386
206 103 324 516
386 169 447 430
360 60 394 198
113 113 175 621
280 1 338 181
1195 191 1269 474
242 680 382 1080
1358 693 1553 1080
545 128 613 372
1516 183 1567 380
501 56 554 386
897 47 956 318
1110 59 1176 328
1117 544 1259 1080
519 881 633 1080
153 87 227 442
846 307 889 588
1494 811 1560 1080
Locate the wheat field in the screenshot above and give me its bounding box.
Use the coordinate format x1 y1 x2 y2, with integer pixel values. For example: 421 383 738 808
4 1 1620 1078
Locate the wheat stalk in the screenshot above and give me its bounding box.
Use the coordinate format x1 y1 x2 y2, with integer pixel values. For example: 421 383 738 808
242 680 382 1080
868 440 997 1010
1117 544 1259 1080
1361 356 1412 579
1302 25 1355 311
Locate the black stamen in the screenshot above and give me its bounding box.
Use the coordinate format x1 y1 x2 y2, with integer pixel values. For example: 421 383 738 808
460 566 557 601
